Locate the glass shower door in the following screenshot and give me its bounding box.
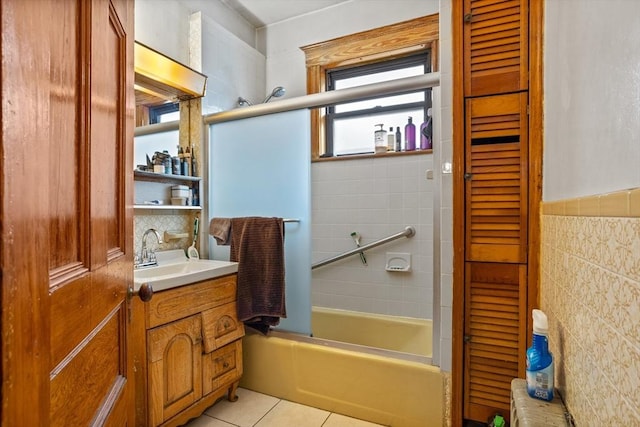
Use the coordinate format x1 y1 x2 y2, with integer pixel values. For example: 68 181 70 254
208 110 311 335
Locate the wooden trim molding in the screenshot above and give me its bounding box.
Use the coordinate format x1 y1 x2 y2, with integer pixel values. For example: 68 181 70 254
300 14 439 160
451 1 466 425
528 0 545 350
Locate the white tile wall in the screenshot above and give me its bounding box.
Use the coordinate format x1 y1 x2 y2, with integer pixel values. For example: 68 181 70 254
312 154 435 319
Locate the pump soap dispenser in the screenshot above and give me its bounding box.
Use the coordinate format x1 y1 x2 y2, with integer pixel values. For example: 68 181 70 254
374 124 387 154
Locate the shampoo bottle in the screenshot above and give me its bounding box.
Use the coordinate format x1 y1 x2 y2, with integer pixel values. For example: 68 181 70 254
395 127 402 152
387 127 395 151
526 309 554 401
405 116 416 151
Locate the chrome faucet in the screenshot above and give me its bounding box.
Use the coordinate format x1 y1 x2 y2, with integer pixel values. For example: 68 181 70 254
136 228 163 268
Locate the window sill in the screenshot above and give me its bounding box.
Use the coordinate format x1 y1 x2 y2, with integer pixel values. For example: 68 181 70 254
312 149 432 163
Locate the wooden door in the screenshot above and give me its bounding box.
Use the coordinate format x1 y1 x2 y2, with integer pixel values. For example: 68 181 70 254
1 0 135 425
465 92 528 263
147 316 203 426
463 0 528 97
463 262 527 421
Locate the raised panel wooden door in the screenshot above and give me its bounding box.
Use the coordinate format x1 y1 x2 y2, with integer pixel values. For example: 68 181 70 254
465 92 528 263
1 0 135 425
463 262 527 422
463 0 528 97
147 315 203 426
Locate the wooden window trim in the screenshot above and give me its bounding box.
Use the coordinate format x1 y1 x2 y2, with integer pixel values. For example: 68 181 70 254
301 14 439 161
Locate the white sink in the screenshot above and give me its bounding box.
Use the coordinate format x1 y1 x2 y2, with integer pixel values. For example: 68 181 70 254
134 250 238 292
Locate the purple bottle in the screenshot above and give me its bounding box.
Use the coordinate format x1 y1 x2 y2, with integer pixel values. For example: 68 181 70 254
420 115 432 150
405 117 416 151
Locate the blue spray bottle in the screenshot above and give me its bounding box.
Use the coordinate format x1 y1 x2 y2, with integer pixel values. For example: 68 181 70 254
526 309 554 401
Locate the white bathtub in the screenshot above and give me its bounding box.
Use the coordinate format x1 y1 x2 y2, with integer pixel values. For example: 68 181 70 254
240 307 443 427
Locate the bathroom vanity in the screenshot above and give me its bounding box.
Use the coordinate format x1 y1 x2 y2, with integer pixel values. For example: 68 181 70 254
133 260 243 427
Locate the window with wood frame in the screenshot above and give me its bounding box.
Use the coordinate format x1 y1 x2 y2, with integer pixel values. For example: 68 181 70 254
301 14 439 161
325 54 431 157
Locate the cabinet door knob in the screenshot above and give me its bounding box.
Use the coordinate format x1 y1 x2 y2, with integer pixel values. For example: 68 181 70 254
464 13 473 23
128 282 153 302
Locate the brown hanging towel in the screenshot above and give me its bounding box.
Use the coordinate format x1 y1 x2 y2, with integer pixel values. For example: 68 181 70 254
228 217 286 334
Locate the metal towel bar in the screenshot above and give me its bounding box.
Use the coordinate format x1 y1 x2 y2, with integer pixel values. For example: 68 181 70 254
311 226 415 270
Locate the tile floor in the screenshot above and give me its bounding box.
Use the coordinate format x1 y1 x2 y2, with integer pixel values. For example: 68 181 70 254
185 388 386 427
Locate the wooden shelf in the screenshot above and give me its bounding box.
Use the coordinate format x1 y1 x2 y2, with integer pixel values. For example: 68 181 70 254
134 205 201 210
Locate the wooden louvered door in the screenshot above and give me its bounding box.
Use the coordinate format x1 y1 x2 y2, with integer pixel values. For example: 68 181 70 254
455 0 540 424
463 91 528 422
463 0 528 97
464 262 527 421
465 92 528 263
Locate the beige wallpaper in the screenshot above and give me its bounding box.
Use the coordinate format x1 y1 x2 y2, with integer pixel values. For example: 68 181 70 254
134 212 200 257
540 188 640 425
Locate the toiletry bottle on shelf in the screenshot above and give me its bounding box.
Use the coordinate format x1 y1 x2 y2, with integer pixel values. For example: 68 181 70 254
526 309 554 402
182 146 191 176
172 156 180 175
387 127 394 151
162 150 171 174
191 146 198 176
395 127 402 152
374 124 387 154
420 108 433 150
177 146 184 175
405 116 416 151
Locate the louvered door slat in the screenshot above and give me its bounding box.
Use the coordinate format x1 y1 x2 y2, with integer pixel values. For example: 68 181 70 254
463 0 528 96
472 42 520 61
471 29 520 47
472 0 520 13
465 93 528 263
464 262 527 422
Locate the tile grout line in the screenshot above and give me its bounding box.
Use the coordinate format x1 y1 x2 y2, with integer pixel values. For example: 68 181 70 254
319 411 332 427
251 398 283 427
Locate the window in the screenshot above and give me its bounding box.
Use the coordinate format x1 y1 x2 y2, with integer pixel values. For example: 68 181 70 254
301 14 439 160
325 54 431 156
149 102 180 124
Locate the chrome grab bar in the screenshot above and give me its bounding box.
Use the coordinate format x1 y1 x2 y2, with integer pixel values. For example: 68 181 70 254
311 226 415 270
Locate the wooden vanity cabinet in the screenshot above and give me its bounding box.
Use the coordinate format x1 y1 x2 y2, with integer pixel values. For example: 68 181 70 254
142 273 244 427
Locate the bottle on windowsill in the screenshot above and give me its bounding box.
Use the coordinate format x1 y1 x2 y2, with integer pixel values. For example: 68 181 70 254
387 127 395 151
374 124 387 154
420 108 433 150
404 116 416 151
